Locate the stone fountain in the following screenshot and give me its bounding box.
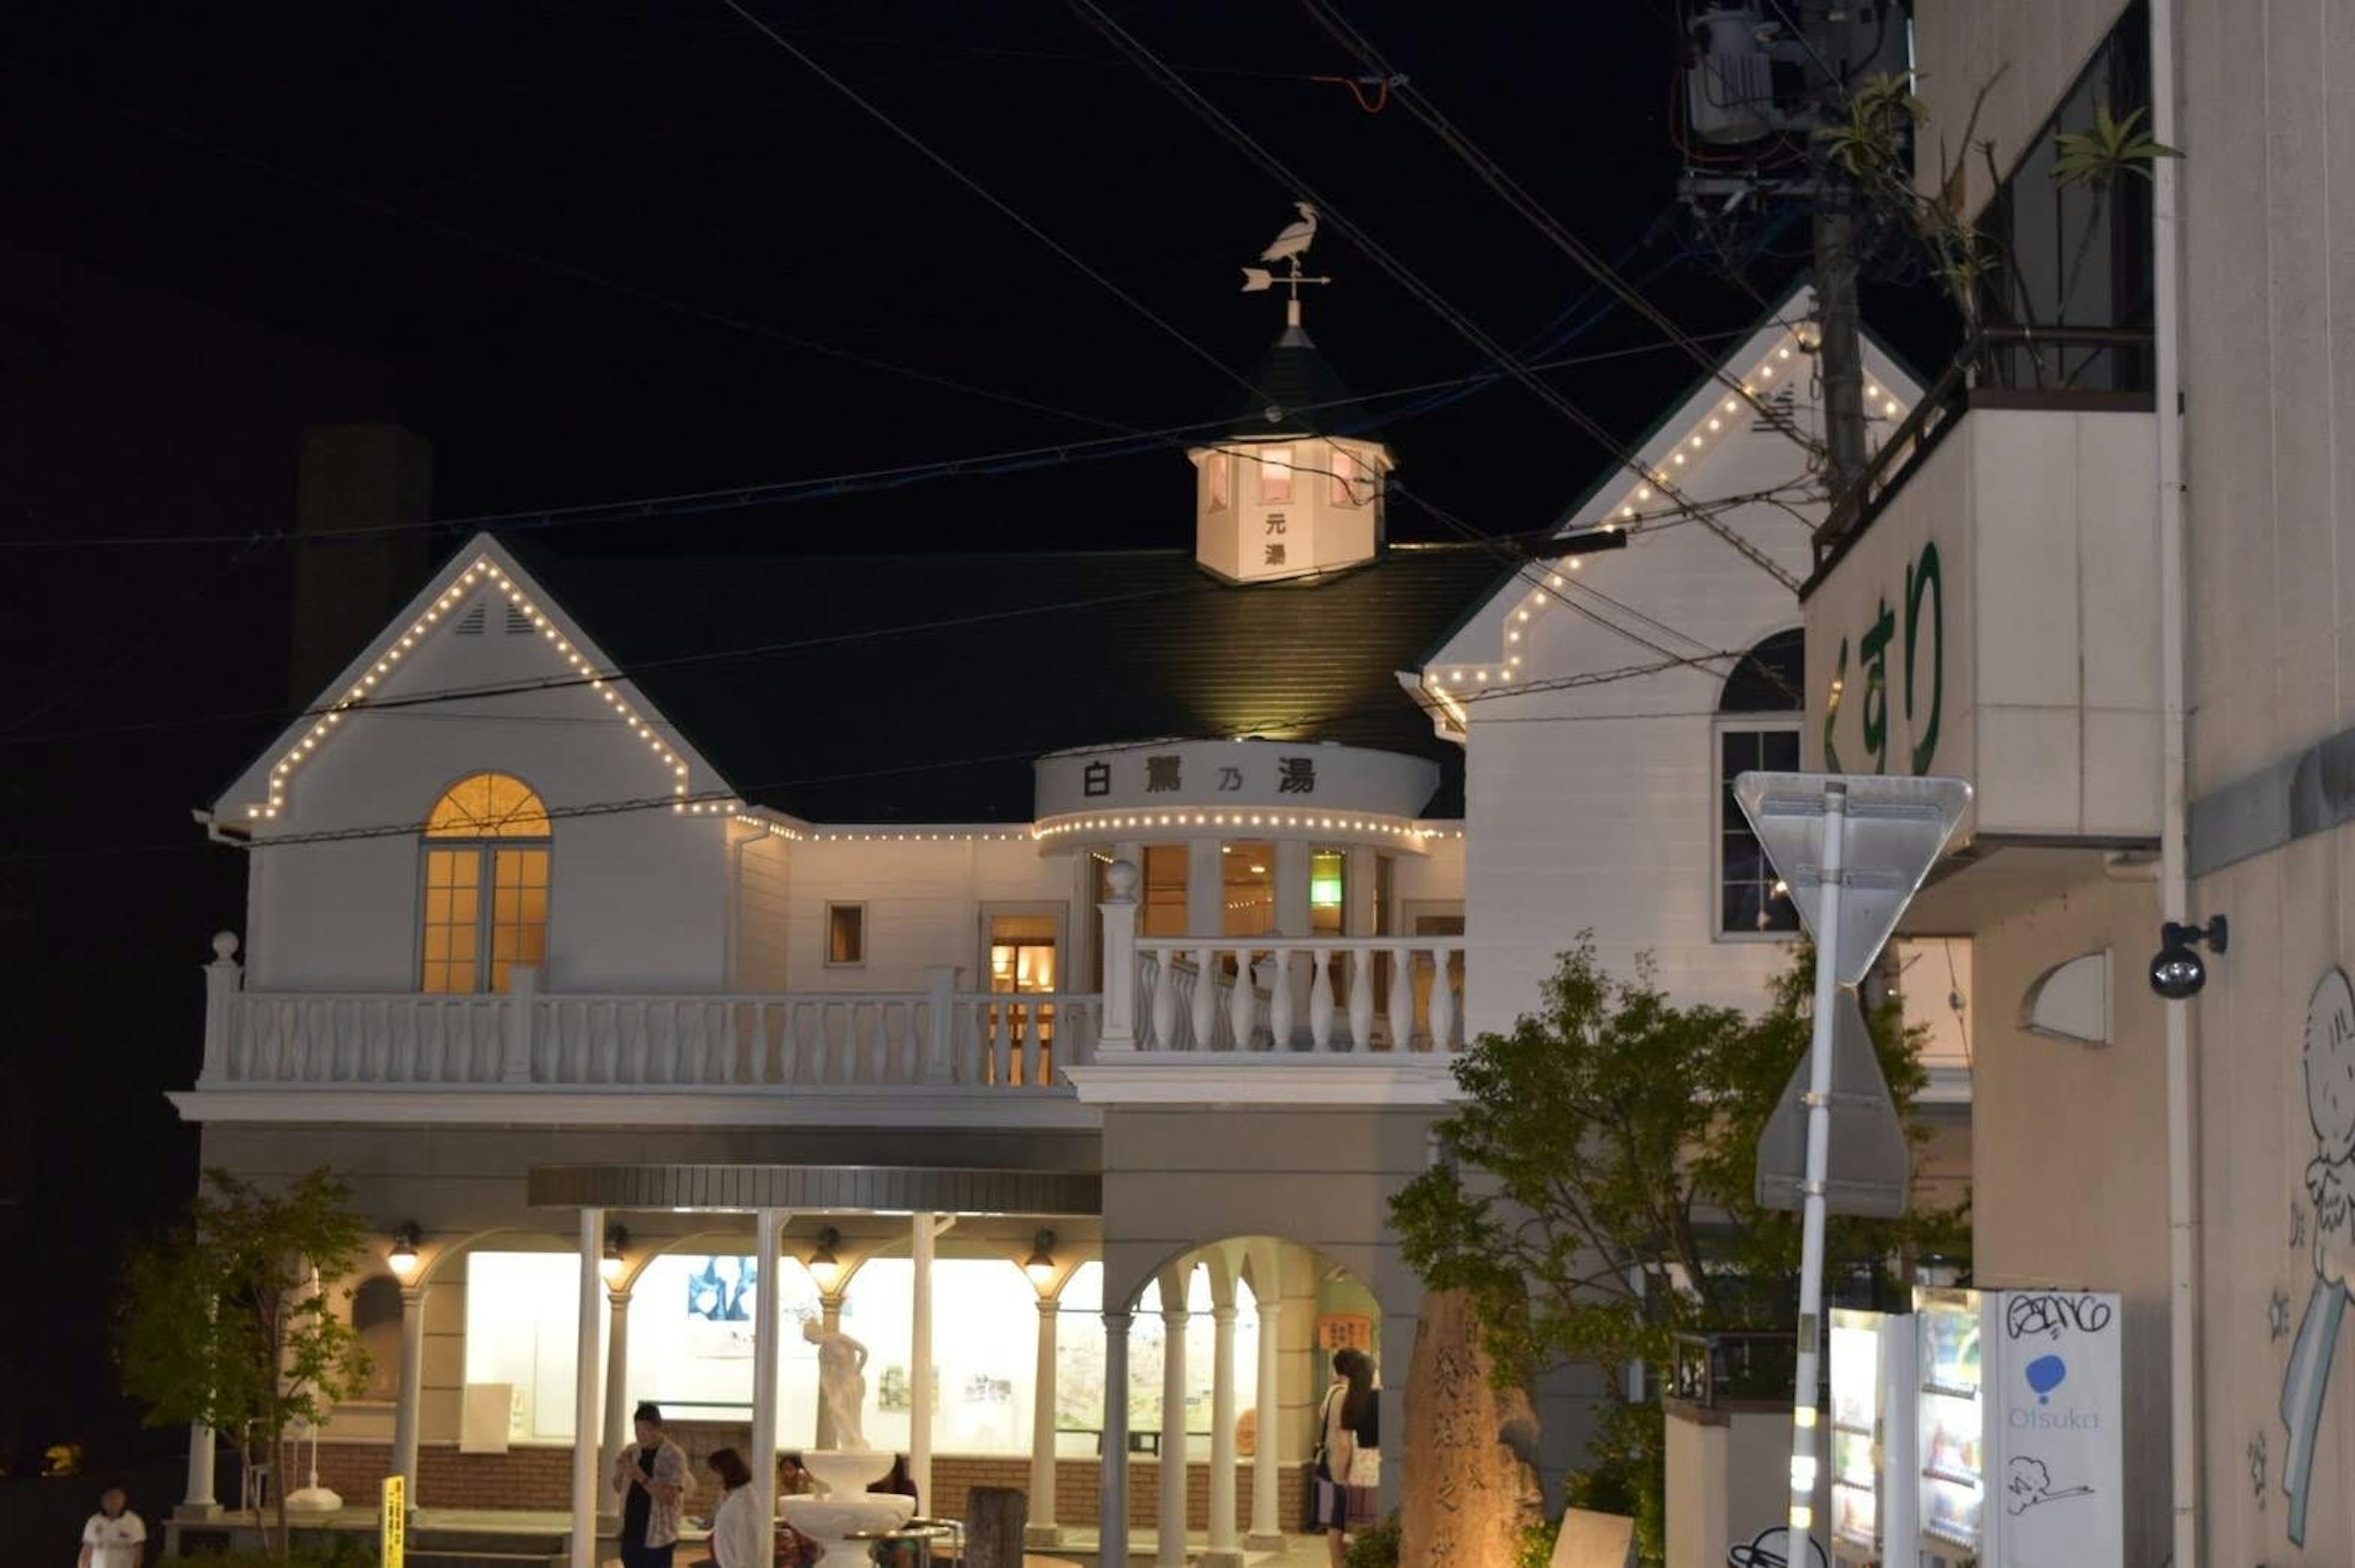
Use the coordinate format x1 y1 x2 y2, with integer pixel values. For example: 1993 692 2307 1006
777 1321 914 1566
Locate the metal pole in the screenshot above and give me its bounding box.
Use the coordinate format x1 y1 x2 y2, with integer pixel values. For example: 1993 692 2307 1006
751 1208 781 1568
1787 782 1847 1540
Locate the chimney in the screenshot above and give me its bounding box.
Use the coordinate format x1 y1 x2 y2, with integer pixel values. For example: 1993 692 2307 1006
289 423 433 705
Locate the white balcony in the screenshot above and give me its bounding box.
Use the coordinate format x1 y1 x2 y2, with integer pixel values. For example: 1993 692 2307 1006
1802 329 2162 844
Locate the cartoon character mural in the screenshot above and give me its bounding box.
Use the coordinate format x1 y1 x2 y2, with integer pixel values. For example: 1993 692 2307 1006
2281 968 2355 1545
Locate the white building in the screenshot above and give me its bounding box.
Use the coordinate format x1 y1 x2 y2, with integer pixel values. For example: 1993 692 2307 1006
167 285 1953 1564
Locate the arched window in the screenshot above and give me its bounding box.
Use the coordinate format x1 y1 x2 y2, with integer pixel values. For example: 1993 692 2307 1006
420 772 551 993
1715 630 1803 936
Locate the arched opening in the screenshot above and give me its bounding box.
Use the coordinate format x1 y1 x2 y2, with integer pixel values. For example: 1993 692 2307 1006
351 1275 405 1403
419 770 551 992
1716 628 1804 934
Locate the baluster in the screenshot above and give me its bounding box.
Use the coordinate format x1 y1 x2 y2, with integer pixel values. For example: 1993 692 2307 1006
1347 950 1374 1052
1267 950 1293 1052
421 1005 445 1083
595 1004 619 1084
822 1002 843 1084
646 1003 672 1084
392 1004 416 1083
288 1003 312 1081
1228 947 1255 1049
781 1004 805 1084
328 1002 350 1082
1310 949 1335 1051
1429 947 1457 1052
1150 955 1177 1051
1386 944 1414 1050
1192 949 1219 1050
621 1004 645 1085
1024 1001 1044 1085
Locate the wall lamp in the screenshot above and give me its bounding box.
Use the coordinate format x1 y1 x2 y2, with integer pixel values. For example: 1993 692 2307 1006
1023 1230 1058 1290
387 1223 423 1282
600 1223 630 1285
807 1227 846 1295
2150 915 2229 1000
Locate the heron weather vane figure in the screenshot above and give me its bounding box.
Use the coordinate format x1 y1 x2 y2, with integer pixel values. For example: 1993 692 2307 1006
1240 201 1331 326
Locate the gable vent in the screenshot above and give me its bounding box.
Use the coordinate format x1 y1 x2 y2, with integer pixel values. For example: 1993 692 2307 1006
1748 384 1801 440
453 601 489 635
504 603 535 635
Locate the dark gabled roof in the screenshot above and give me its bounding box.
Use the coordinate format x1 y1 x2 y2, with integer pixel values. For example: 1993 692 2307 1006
504 537 1499 823
1214 322 1376 441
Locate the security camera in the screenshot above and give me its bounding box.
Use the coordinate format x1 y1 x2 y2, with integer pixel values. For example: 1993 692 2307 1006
2149 915 2229 1000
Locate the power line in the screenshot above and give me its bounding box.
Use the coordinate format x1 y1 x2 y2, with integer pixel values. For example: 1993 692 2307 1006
716 0 1265 406
83 94 1135 442
1 331 1759 553
1068 0 1807 595
1298 0 1821 466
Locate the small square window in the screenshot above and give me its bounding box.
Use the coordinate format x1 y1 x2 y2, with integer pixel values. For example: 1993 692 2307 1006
825 902 867 966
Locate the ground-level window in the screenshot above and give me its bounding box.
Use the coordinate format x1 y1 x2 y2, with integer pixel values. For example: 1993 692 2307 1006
825 902 866 966
1055 1262 1260 1461
1141 844 1189 937
420 771 550 993
1718 727 1802 933
1222 842 1275 936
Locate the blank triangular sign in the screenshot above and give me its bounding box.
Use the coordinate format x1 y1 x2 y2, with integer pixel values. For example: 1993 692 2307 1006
1733 773 1971 985
1756 988 1912 1218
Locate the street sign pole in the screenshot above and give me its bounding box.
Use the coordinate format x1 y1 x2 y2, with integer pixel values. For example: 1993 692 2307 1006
1735 770 1972 1552
1786 782 1847 1542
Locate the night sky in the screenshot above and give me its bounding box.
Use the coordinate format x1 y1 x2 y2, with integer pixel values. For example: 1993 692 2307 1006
0 1 1953 1469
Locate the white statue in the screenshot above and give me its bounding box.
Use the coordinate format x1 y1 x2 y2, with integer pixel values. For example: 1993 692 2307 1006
804 1318 869 1453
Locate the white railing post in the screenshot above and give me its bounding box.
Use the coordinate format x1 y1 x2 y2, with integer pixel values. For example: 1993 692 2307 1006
1347 950 1374 1052
1267 950 1294 1052
1429 947 1457 1052
1098 860 1141 1053
1192 949 1219 1050
1309 949 1334 1051
922 965 959 1082
1386 945 1414 1050
1151 952 1179 1050
201 932 242 1085
1228 948 1255 1049
502 963 539 1082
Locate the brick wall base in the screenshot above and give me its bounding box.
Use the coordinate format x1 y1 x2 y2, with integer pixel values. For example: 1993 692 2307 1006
313 1440 1312 1530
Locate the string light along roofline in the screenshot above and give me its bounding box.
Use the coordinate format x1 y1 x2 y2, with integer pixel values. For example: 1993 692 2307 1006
236 542 713 827
1417 323 1912 719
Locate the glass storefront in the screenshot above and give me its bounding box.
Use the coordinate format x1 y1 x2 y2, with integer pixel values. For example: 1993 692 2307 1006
458 1250 1260 1458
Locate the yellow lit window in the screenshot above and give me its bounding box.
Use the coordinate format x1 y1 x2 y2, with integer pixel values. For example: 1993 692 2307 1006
419 773 551 993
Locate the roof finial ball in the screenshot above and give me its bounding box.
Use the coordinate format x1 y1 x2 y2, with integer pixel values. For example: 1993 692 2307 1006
1106 858 1141 901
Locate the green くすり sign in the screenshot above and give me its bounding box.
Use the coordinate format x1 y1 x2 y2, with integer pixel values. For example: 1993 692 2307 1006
1820 539 1944 776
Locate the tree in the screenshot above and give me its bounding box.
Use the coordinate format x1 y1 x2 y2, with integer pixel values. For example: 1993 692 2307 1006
1390 939 1966 1559
117 1168 373 1559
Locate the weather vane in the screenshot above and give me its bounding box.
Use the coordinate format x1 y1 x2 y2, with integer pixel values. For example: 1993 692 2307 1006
1239 201 1330 326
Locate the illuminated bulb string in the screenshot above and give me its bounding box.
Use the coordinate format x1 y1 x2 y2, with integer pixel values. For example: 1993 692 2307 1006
1424 335 1904 700
245 556 693 823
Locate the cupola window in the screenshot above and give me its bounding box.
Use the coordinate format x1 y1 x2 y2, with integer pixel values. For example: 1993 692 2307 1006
1206 450 1231 511
1257 448 1295 506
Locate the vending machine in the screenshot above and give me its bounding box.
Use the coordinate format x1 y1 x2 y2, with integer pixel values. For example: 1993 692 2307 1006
1826 1307 1918 1567
1914 1287 2123 1568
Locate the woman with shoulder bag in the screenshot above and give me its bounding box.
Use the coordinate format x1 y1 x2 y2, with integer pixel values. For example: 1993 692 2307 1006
1309 1347 1378 1568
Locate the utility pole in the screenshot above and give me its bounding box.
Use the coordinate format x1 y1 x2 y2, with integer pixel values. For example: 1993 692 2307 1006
1812 178 1867 503
1804 7 1869 508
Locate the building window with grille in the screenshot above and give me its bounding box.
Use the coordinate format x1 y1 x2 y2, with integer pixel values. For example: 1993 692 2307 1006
1716 629 1804 938
420 771 551 992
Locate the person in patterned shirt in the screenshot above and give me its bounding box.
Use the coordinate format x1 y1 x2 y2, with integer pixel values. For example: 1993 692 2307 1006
78 1484 145 1568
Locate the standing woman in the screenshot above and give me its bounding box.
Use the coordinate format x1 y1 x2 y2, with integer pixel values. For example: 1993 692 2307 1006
1311 1347 1379 1568
702 1448 764 1568
611 1402 692 1568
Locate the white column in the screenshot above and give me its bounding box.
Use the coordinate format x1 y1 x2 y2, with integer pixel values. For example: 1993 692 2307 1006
1027 1298 1061 1545
911 1211 936 1510
600 1288 631 1524
569 1207 605 1568
391 1286 429 1501
1246 1301 1284 1549
1157 1285 1190 1568
1206 1302 1240 1564
1100 1310 1132 1568
1185 839 1223 935
751 1208 782 1566
182 1422 218 1517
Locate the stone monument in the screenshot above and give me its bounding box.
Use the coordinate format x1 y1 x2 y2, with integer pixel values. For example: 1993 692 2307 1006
1401 1288 1545 1567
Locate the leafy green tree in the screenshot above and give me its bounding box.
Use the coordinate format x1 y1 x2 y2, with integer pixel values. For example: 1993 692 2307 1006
117 1168 373 1560
1391 939 1966 1559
